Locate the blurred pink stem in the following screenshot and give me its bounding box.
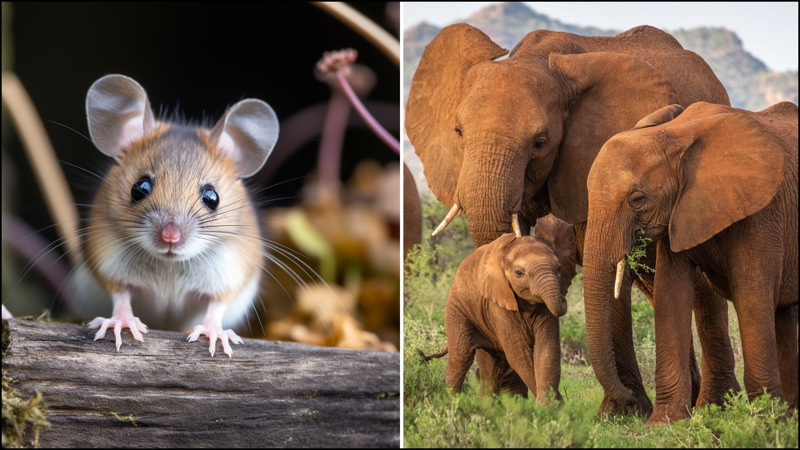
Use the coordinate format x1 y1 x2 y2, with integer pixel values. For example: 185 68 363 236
336 71 400 155
317 89 350 205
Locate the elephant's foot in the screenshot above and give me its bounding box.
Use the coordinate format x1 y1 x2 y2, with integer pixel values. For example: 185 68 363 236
695 373 741 408
535 388 563 406
598 389 652 416
646 404 692 425
598 382 652 416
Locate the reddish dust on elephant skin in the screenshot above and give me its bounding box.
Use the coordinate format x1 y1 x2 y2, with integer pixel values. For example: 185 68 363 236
584 101 798 423
441 217 577 404
407 22 735 417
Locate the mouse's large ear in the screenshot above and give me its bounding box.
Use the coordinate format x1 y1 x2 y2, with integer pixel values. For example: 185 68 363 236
86 75 157 157
209 99 279 178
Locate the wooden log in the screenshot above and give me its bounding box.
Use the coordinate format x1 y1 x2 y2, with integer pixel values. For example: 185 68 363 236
2 319 400 447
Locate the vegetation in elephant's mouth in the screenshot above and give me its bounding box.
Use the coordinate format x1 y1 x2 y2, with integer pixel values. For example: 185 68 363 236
624 229 655 279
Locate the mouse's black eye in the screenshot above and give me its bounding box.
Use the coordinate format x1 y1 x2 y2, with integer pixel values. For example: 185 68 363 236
201 187 219 210
131 176 152 202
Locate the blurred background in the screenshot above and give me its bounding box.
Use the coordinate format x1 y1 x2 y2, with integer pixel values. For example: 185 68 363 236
2 2 401 350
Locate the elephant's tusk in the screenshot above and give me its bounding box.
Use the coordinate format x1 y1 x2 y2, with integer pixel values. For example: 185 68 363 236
511 213 522 238
431 203 461 236
614 260 626 300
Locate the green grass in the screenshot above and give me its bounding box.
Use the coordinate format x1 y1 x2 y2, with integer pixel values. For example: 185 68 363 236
403 196 798 448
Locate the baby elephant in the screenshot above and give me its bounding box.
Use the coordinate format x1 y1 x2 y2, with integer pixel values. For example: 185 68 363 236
444 220 575 404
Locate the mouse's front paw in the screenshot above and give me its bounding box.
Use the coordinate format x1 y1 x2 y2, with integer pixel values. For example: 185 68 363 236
87 313 148 351
187 321 244 357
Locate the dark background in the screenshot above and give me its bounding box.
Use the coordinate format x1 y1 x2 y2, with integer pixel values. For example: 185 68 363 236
5 1 399 255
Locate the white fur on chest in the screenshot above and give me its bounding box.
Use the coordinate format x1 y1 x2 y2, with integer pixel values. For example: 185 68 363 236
95 244 261 329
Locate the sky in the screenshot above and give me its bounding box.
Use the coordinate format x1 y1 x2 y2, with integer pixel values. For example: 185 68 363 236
402 2 799 73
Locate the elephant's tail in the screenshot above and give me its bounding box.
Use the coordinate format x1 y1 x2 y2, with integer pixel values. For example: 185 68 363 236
418 347 448 364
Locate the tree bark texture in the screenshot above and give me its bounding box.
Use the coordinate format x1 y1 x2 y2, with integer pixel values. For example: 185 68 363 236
2 319 400 447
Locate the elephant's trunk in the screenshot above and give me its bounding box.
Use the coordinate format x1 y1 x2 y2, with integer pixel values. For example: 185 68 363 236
538 274 567 317
458 136 527 247
582 209 637 406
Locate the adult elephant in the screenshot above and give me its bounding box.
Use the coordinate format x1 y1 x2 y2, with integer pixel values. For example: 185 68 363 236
406 23 738 415
583 101 798 423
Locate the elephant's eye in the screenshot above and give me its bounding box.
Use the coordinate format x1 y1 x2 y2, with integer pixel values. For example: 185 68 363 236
514 268 524 278
630 193 647 209
454 126 463 137
533 137 546 149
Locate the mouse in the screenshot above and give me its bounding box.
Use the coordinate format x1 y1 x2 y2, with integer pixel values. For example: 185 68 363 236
82 74 279 357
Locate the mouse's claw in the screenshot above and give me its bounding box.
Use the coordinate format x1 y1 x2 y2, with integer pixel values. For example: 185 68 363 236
87 314 148 351
188 322 243 357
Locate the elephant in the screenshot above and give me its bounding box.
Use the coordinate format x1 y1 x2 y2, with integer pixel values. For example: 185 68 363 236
582 101 798 424
422 214 577 398
406 23 738 415
441 220 576 403
403 163 422 259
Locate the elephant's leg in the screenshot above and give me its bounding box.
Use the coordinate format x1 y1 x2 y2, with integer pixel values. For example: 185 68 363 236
599 273 652 415
733 296 784 403
502 342 538 400
688 342 702 407
636 274 706 408
693 272 740 408
444 308 476 393
475 350 528 397
726 233 787 404
638 278 700 407
649 241 695 425
445 344 475 393
576 223 652 416
496 319 538 400
475 349 501 395
533 311 562 405
775 305 798 410
446 349 475 393
499 367 528 397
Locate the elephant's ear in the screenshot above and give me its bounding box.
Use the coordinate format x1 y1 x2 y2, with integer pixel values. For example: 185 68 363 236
634 104 685 129
478 234 518 311
534 215 577 297
405 24 508 206
668 112 787 252
547 52 678 224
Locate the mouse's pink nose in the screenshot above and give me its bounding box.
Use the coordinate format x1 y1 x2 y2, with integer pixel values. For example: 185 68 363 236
161 224 181 244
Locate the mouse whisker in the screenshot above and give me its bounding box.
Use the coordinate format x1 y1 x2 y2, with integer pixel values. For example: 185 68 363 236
18 202 148 222
224 171 324 209
194 196 303 226
199 230 347 333
4 225 137 304
6 216 143 252
60 160 138 204
197 225 313 262
190 235 276 337
51 234 142 313
204 237 275 335
47 120 94 144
